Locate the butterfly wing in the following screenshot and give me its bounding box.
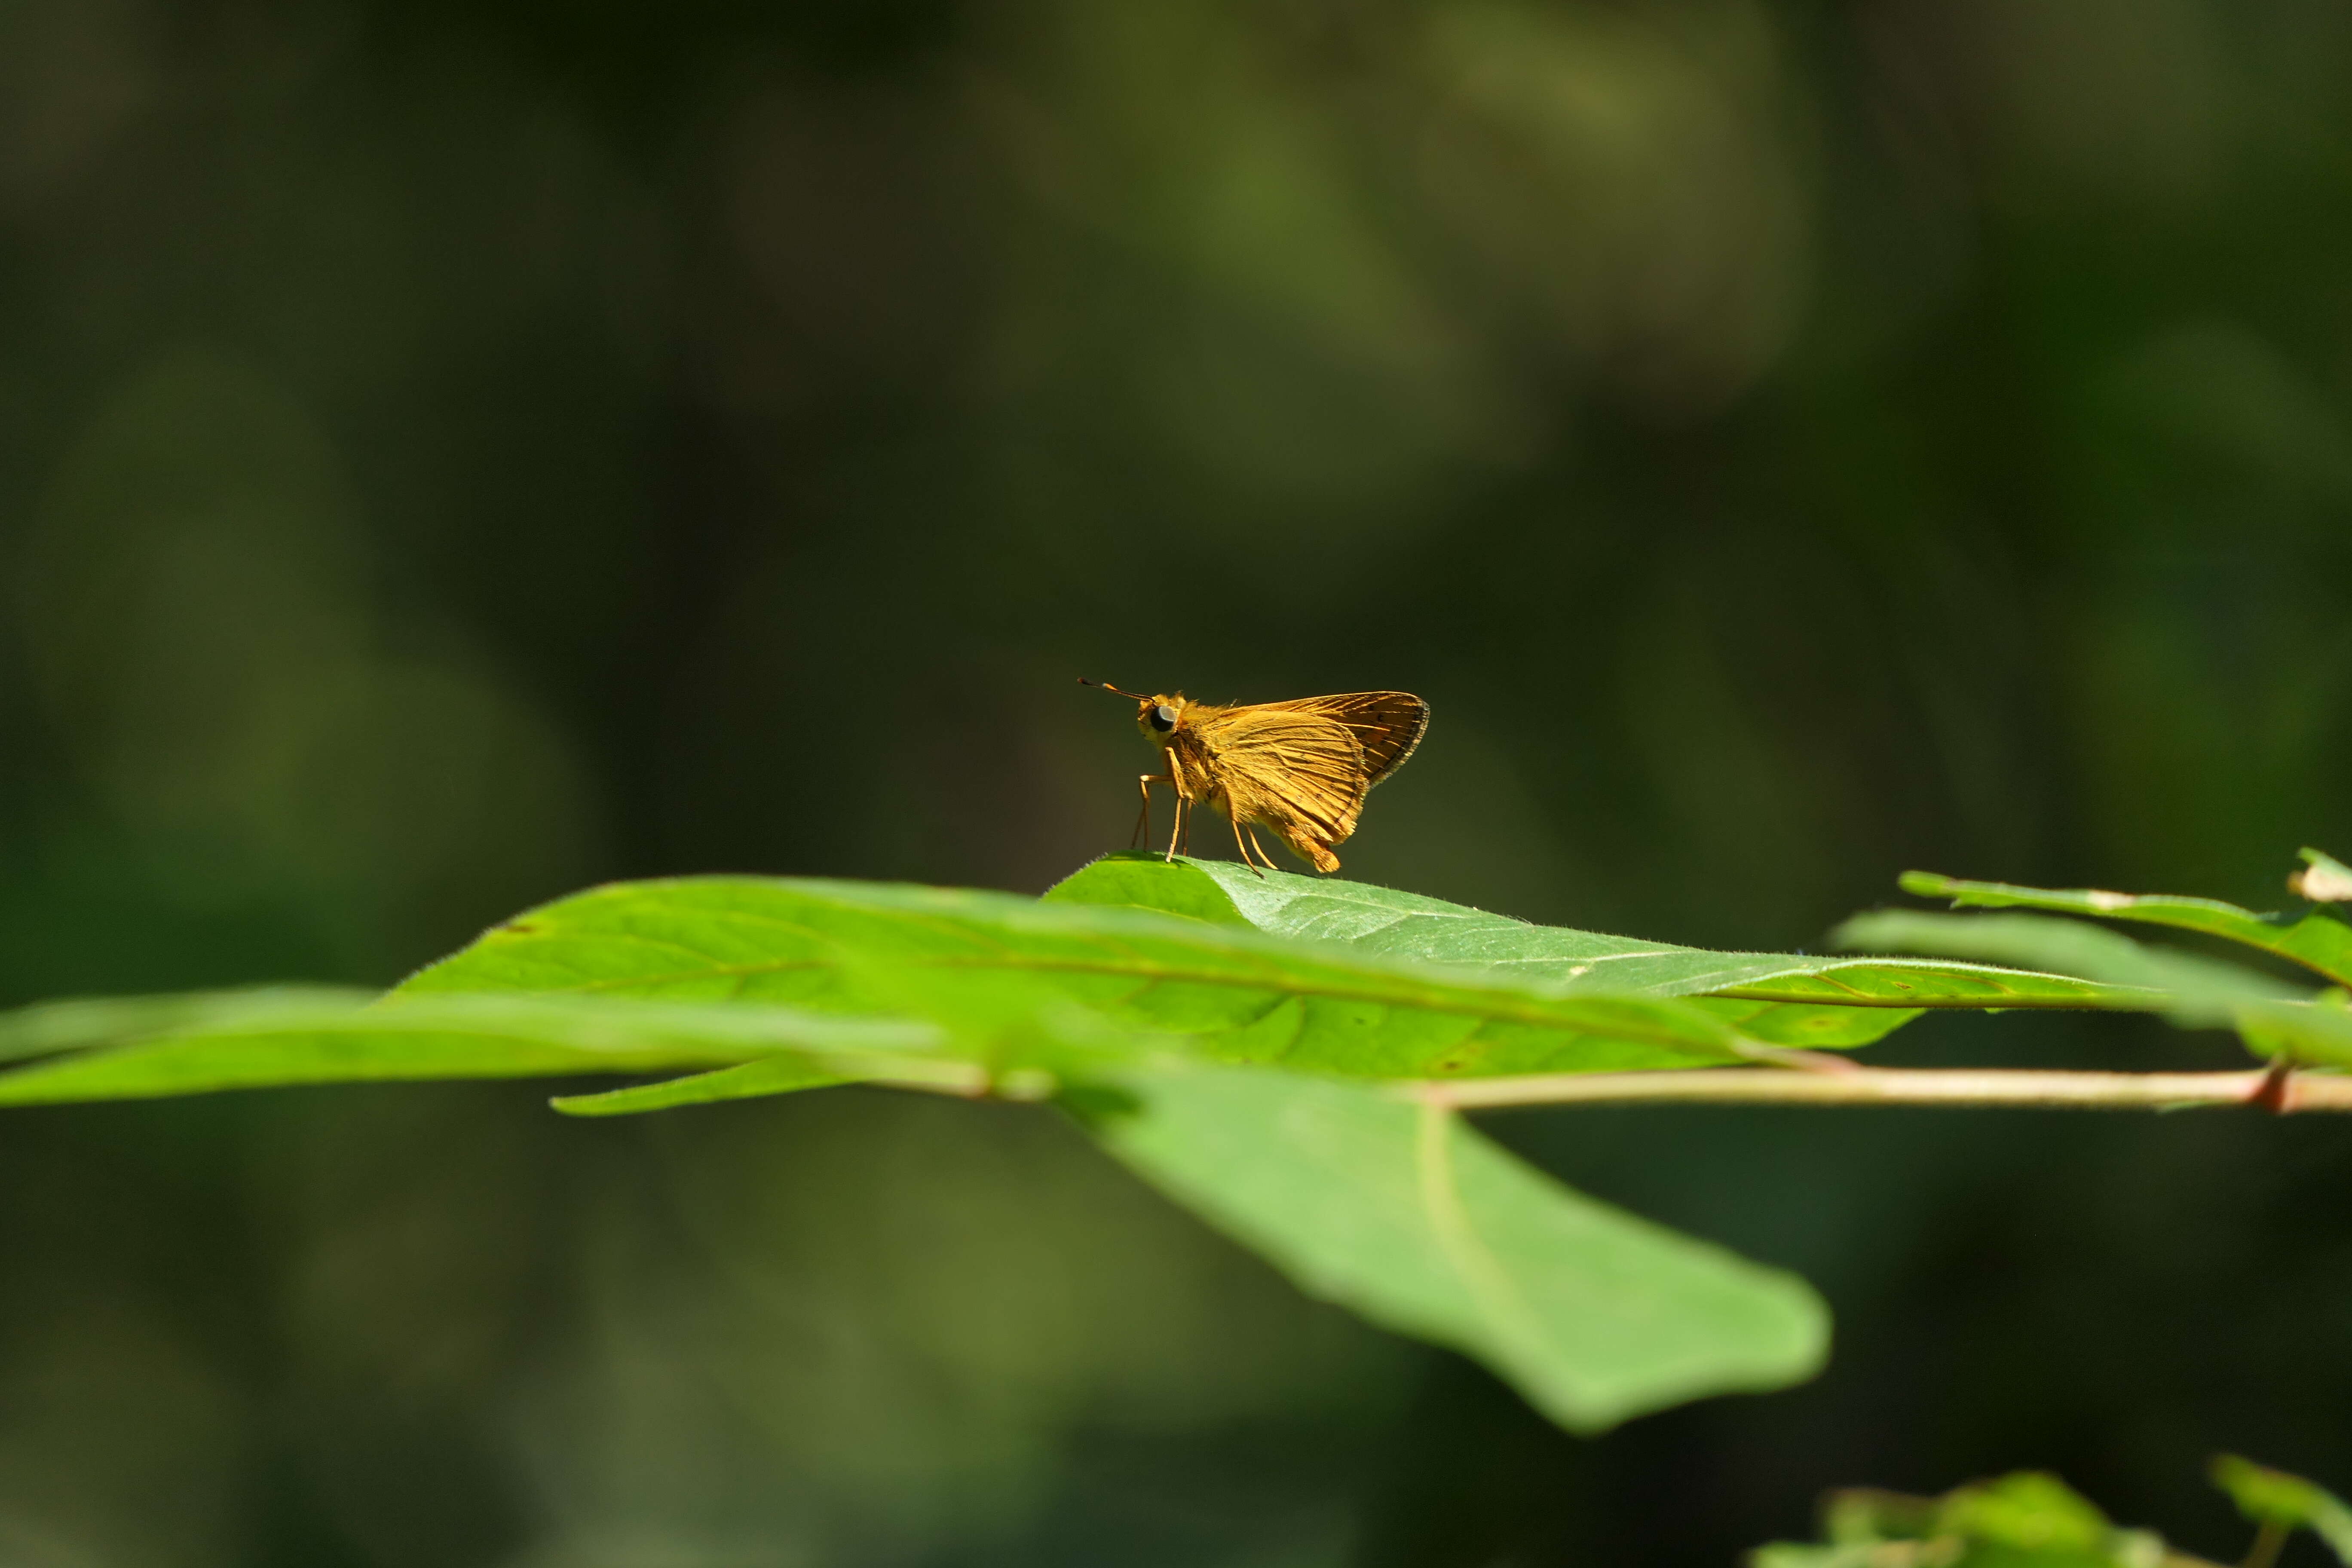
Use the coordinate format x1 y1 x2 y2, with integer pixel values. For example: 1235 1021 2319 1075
1182 703 1370 847
1243 692 1429 789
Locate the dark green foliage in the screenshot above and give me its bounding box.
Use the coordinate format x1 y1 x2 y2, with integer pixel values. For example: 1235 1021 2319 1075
11 0 2352 1556
1758 1459 2352 1568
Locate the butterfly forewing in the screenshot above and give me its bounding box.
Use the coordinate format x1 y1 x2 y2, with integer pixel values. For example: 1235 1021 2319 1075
1237 692 1429 788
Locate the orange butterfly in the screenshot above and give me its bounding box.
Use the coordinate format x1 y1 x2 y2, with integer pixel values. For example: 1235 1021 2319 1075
1081 680 1429 875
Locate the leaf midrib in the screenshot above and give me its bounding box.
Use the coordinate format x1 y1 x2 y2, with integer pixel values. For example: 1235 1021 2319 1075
1415 1100 1553 1374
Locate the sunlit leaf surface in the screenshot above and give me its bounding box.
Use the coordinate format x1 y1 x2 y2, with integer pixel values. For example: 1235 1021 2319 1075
1049 856 2156 1050
401 875 1764 1076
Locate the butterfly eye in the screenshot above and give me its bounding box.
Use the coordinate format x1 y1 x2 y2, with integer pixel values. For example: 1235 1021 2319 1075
1149 704 1178 732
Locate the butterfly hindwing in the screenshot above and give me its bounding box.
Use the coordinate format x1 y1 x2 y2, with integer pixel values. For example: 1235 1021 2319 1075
1185 703 1369 859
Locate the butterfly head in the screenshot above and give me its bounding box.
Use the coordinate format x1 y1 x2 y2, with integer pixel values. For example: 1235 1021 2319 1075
1078 679 1185 739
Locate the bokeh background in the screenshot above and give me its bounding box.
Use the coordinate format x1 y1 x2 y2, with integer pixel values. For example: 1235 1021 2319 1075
5 0 2352 1562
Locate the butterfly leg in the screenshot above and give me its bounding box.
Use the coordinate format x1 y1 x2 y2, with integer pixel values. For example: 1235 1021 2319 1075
1133 774 1170 850
1245 824 1280 876
1230 817 1268 878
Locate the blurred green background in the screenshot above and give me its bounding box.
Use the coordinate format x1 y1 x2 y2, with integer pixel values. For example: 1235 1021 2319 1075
6 0 2352 1562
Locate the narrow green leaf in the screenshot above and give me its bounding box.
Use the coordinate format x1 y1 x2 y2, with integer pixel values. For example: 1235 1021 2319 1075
0 986 375 1065
1833 910 2352 1069
0 993 944 1105
1075 1062 1829 1433
1050 856 2155 1015
1681 995 1921 1049
551 1057 867 1116
1833 911 2290 1009
2212 1455 2352 1564
1903 868 2352 989
400 875 1769 1078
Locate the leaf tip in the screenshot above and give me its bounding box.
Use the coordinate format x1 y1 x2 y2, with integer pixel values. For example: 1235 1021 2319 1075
1822 914 1878 952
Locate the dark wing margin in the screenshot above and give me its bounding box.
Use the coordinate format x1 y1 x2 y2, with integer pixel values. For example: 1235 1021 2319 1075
1320 692 1429 788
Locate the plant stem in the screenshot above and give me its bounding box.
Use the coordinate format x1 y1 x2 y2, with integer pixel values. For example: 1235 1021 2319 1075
1406 1066 2352 1113
2240 1519 2290 1568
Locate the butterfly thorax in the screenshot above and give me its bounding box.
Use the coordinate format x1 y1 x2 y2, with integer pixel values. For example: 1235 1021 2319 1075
1164 724 1215 805
1140 698 1210 803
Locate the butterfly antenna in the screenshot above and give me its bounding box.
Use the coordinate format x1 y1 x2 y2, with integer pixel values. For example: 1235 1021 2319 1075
1078 678 1150 701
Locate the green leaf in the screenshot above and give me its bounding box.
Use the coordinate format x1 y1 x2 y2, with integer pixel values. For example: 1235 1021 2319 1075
1075 1061 1828 1433
1050 857 2156 1034
1820 1488 1940 1544
1831 911 2352 1068
2212 1455 2352 1564
1752 1473 2192 1568
1937 1473 2113 1552
550 1057 866 1116
1681 995 1922 1050
0 976 1821 1433
2229 991 2352 1071
0 992 947 1105
1746 1547 1866 1568
0 874 1810 1104
1041 854 1256 928
1833 911 2294 1009
1902 869 2352 988
0 986 375 1065
400 875 1771 1078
